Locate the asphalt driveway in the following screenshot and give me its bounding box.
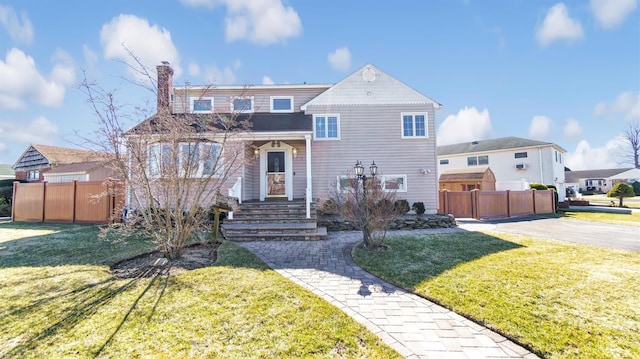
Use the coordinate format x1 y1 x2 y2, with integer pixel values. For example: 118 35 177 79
471 217 640 251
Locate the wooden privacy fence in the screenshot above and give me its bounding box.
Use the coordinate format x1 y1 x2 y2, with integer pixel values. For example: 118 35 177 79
439 189 555 220
12 180 123 224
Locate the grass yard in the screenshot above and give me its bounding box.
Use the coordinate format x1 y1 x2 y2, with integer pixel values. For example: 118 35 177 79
580 193 640 208
0 222 399 358
557 210 640 226
353 231 640 359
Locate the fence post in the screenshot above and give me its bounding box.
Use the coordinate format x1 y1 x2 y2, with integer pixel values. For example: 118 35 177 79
471 189 479 219
532 189 537 214
506 190 511 218
41 181 46 222
11 181 18 221
72 180 78 223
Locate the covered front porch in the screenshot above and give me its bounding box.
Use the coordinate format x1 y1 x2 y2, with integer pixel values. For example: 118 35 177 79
228 134 314 218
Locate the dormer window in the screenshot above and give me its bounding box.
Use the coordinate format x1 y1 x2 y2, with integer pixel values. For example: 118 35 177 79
231 96 254 113
190 97 214 113
270 96 294 113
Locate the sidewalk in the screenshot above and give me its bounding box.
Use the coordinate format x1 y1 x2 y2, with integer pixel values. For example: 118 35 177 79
239 228 538 359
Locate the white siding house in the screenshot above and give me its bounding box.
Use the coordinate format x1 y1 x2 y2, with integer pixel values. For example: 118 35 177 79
437 137 567 200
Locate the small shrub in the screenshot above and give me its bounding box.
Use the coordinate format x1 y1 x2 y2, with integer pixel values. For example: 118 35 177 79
318 198 340 215
394 199 410 214
632 181 640 196
412 202 426 215
530 183 548 190
376 198 393 212
607 183 635 207
0 197 10 217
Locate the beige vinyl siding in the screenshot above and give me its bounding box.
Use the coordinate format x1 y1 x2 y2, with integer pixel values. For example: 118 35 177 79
173 87 327 114
306 103 438 212
289 140 308 199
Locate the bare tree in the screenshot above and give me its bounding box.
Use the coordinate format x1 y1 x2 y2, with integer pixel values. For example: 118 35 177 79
79 57 251 260
328 171 400 249
621 122 640 168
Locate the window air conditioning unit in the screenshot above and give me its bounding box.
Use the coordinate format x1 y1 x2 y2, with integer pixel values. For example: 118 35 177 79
515 163 527 170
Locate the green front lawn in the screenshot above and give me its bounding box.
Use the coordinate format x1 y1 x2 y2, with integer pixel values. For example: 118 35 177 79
353 231 640 358
558 210 640 226
0 222 399 358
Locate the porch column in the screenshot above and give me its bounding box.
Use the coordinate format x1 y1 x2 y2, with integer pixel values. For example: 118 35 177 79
305 134 312 219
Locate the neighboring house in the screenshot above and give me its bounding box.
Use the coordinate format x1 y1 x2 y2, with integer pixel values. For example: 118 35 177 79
128 62 442 213
43 161 115 183
437 137 567 200
12 144 108 182
439 166 496 191
565 168 639 194
0 164 15 180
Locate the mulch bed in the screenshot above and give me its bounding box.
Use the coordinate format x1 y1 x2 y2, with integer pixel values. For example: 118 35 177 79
111 241 220 279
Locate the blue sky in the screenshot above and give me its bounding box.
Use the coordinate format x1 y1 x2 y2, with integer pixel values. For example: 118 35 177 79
0 0 638 170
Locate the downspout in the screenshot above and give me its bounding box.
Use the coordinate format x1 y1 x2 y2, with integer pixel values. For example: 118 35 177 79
538 146 544 184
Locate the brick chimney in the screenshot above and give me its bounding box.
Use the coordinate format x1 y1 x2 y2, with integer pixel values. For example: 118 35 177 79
157 61 174 114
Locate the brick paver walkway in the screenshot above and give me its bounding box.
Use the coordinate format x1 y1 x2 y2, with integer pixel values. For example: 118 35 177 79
239 228 538 359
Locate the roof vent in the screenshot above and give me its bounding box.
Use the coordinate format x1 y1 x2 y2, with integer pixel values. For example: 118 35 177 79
471 141 479 145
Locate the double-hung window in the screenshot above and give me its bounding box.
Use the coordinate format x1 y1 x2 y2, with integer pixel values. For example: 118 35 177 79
401 112 427 138
314 114 340 140
231 96 254 113
467 155 489 166
149 142 222 178
190 97 214 113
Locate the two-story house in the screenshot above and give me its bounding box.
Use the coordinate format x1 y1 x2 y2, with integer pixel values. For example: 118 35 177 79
129 62 442 216
437 137 567 200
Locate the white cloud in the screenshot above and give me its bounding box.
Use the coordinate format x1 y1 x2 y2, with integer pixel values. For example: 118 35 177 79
0 5 34 44
188 62 200 77
328 47 351 71
181 0 302 45
100 14 182 81
262 75 274 85
536 3 584 47
437 107 493 145
565 137 624 170
590 0 638 28
83 44 98 68
593 91 640 122
0 116 59 145
203 64 237 84
563 118 583 140
529 115 552 140
0 48 74 110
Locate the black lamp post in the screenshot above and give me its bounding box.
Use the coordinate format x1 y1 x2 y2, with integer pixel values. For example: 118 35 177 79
354 160 377 244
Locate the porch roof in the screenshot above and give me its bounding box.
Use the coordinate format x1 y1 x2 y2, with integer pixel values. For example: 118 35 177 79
127 112 312 135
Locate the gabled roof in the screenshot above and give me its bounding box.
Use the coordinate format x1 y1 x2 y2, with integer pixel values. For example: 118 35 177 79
565 168 633 183
301 63 441 110
46 161 109 175
13 144 108 171
439 167 493 181
438 136 565 156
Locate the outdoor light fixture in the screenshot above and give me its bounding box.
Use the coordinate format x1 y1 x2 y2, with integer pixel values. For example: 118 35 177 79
254 148 260 158
354 160 377 181
292 147 297 159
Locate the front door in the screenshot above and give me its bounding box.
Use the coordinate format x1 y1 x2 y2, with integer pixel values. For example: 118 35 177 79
266 151 286 197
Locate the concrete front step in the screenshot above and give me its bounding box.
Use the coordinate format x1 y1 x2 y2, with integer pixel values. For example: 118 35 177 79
223 222 319 234
223 226 327 241
222 200 325 241
227 218 318 224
